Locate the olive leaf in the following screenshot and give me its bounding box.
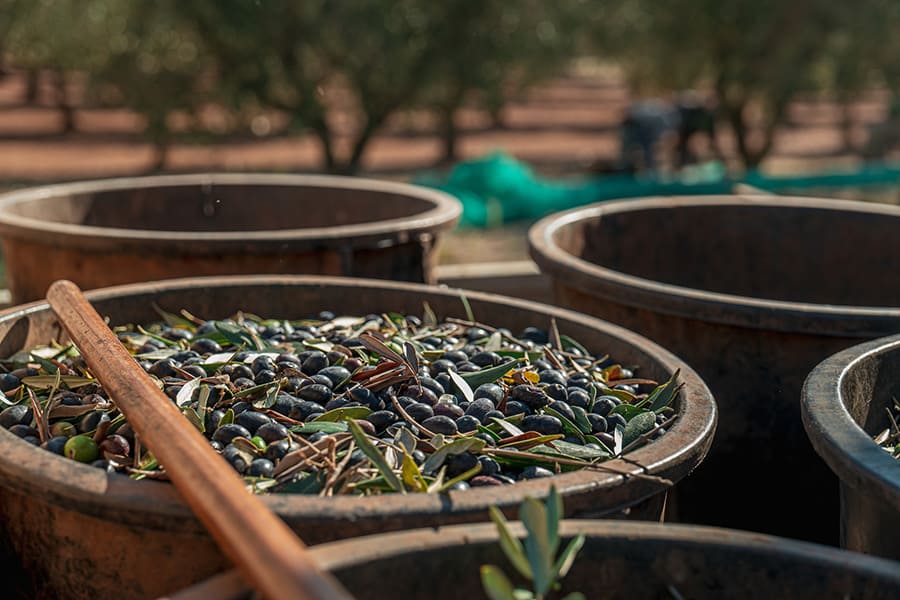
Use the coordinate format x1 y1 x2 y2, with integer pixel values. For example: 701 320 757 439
482 485 586 600
293 421 349 435
422 436 486 475
520 496 554 597
136 325 179 347
484 331 504 352
489 505 532 579
622 411 658 448
347 419 404 493
534 440 609 461
609 402 650 420
489 416 525 438
559 334 589 356
459 292 475 322
553 534 586 582
313 406 372 422
175 376 202 407
480 565 518 600
22 375 96 389
152 303 195 329
401 450 428 493
461 358 520 388
422 301 438 328
571 406 593 435
647 368 683 413
183 407 205 433
448 369 475 404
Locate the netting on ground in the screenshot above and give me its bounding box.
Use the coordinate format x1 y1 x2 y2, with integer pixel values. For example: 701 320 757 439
414 151 900 228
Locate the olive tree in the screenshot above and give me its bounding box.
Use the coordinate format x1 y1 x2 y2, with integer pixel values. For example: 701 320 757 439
419 0 590 166
184 0 450 174
3 0 211 168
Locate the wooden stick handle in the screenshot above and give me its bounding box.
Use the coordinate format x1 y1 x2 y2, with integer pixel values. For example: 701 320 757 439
46 280 353 600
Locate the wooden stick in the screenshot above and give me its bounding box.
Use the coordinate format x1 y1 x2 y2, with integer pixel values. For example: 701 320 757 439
46 280 352 600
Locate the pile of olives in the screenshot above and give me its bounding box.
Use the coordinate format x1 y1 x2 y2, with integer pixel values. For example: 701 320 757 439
0 309 678 495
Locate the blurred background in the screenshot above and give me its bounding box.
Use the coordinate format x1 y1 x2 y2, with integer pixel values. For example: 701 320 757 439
1 0 900 266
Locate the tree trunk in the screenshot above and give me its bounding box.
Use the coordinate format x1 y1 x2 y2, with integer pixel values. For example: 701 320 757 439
308 117 337 174
146 114 170 172
437 104 459 167
24 68 40 105
53 70 75 133
342 117 381 175
839 95 856 153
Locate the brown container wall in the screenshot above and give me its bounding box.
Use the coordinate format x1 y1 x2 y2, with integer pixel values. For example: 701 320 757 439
802 334 900 560
0 275 715 600
528 195 900 547
171 520 900 600
0 173 462 303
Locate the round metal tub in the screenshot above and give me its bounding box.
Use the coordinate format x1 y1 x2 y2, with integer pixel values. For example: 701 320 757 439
802 333 900 560
528 194 900 545
0 275 715 599
171 520 900 600
0 173 462 303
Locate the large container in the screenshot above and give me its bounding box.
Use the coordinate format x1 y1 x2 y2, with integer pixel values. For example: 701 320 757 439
0 275 715 600
528 195 900 546
802 333 900 560
0 173 462 303
170 520 900 600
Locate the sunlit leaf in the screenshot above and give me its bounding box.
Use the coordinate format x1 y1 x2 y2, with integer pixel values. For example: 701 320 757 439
175 376 201 407
183 406 205 433
554 534 586 580
489 416 525 438
312 406 372 422
422 302 438 328
22 375 96 389
401 451 428 492
448 369 475 404
480 565 518 600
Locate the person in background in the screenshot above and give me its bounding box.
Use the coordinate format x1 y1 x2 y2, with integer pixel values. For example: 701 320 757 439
861 98 900 162
615 91 721 176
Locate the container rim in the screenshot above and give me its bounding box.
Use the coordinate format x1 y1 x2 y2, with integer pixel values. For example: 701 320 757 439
173 519 900 598
0 274 716 530
800 333 900 511
528 194 900 337
0 172 463 251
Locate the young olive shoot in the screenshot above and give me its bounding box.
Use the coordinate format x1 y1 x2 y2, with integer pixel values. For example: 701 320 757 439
0 306 681 495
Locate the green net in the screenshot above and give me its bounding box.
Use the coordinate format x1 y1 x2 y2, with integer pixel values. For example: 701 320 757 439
414 152 900 228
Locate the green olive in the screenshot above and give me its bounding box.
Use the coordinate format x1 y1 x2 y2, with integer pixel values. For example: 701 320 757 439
64 435 99 463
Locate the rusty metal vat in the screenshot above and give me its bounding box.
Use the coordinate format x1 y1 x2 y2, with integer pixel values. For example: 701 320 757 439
0 275 715 599
170 519 900 600
802 333 900 560
0 173 462 303
528 195 900 546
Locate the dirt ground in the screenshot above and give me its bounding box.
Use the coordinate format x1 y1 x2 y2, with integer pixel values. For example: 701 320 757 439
0 62 893 265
